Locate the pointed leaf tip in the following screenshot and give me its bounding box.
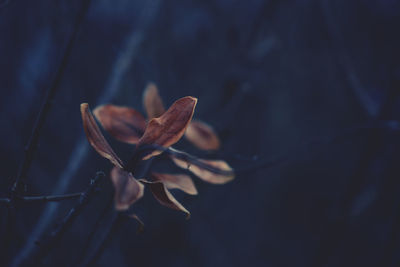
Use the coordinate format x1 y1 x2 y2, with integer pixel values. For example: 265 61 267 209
80 103 124 169
151 172 198 195
139 179 190 218
138 96 198 159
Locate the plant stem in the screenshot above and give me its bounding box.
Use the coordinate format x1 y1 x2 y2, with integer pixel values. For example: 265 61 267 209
311 81 400 265
75 195 114 265
81 154 155 266
20 172 104 266
165 147 234 176
12 0 92 195
86 213 126 267
0 192 84 206
19 192 84 203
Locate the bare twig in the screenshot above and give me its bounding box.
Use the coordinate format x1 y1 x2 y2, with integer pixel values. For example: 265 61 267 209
0 192 83 205
233 120 400 174
5 0 93 256
19 193 84 203
80 152 155 266
86 213 126 267
18 172 105 266
12 0 93 194
311 68 400 266
16 3 163 261
74 196 114 265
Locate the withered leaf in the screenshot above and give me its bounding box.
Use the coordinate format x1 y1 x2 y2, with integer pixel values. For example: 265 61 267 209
138 96 197 159
142 82 166 119
93 104 146 144
111 167 144 211
150 172 198 195
139 179 190 219
185 120 220 150
172 156 234 184
80 103 124 169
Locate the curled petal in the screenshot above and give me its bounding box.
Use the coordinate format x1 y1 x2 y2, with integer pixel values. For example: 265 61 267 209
139 179 190 219
150 172 198 195
93 104 146 144
142 82 166 119
185 120 220 150
138 96 197 159
172 155 234 184
80 103 124 168
111 167 144 211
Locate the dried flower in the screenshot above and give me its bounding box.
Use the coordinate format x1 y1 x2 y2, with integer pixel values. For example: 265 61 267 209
81 83 234 218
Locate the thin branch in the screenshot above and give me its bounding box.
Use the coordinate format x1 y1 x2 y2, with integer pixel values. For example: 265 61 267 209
19 192 84 203
233 120 400 173
86 213 126 267
80 152 155 266
12 0 93 194
19 172 105 266
134 121 400 178
311 61 400 266
166 147 234 176
0 193 83 205
74 196 114 266
129 144 235 177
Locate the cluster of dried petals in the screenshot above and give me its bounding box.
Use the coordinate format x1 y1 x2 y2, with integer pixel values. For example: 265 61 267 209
80 83 234 219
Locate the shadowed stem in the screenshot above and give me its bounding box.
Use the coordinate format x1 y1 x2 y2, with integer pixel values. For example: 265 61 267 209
233 120 400 173
0 192 84 205
311 77 400 265
86 213 127 267
82 154 155 266
12 0 92 194
131 144 235 176
20 172 105 266
75 195 115 266
6 0 92 264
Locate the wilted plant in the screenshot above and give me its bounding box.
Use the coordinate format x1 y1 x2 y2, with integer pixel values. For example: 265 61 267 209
81 83 234 219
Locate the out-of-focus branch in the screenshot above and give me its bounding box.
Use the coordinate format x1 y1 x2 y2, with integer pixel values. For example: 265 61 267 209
0 192 83 205
86 213 126 267
18 172 105 266
11 0 93 194
74 196 114 265
19 193 84 202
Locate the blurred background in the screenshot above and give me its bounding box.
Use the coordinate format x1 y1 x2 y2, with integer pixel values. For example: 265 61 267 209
1 0 400 266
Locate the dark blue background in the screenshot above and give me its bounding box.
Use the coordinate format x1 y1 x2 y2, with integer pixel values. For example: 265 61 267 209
1 0 400 266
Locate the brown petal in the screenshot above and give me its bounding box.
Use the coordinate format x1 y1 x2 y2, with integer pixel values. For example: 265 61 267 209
150 172 198 195
111 167 144 211
139 179 190 219
142 82 166 119
93 104 146 144
80 103 124 169
172 157 234 184
185 120 220 150
138 96 197 159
